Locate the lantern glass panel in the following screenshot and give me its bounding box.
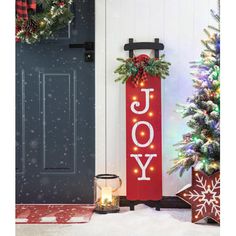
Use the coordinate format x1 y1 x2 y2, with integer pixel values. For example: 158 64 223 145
94 174 122 214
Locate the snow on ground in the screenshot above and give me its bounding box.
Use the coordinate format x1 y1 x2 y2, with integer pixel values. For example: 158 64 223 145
16 204 220 236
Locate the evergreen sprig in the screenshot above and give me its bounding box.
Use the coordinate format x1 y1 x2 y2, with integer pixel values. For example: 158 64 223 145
114 55 171 86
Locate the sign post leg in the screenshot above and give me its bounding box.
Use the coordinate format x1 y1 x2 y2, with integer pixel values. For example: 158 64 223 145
155 200 161 211
130 201 135 211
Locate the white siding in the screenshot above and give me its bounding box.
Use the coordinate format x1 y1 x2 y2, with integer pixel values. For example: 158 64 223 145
96 0 218 196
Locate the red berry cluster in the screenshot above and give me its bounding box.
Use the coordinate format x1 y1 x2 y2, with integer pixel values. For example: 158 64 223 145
57 2 65 7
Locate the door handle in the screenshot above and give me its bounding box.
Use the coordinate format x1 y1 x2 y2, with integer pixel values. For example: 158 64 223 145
69 42 94 62
69 42 94 50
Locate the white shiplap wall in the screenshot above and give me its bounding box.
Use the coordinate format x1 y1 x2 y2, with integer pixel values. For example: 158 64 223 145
95 0 218 196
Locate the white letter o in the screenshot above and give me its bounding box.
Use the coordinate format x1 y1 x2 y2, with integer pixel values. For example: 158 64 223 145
132 121 154 148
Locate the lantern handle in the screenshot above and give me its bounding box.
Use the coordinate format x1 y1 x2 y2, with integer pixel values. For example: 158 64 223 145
112 177 122 193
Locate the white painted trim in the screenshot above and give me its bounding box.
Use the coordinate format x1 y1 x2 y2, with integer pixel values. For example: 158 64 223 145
95 0 106 175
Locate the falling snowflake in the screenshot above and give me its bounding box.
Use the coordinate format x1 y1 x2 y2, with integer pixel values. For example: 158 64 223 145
177 169 220 223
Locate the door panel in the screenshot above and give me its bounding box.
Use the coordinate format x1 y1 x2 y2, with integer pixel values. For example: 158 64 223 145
41 73 76 172
16 0 95 203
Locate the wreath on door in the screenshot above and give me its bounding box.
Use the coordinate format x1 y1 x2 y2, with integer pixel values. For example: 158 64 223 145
16 0 74 44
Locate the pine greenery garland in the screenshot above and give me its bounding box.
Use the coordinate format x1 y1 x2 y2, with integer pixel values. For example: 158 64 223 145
16 0 74 44
114 54 170 86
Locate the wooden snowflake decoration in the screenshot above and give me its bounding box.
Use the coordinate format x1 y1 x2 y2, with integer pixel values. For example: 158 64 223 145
177 168 220 223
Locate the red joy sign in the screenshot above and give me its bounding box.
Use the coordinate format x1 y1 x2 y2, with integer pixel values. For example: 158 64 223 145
126 59 162 200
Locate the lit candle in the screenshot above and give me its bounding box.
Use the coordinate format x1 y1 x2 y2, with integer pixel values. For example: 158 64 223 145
101 187 112 204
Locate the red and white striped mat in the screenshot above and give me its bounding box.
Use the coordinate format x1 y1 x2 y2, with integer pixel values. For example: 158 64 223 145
16 204 95 224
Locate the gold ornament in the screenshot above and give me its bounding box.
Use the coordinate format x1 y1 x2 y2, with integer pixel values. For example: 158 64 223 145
39 20 46 27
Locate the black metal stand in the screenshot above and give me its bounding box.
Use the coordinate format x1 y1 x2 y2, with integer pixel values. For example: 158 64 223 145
130 201 135 211
155 201 161 211
129 200 161 211
207 218 218 224
124 38 164 58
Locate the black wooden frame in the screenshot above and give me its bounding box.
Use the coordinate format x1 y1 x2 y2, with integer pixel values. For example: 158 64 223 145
124 38 164 58
120 196 190 209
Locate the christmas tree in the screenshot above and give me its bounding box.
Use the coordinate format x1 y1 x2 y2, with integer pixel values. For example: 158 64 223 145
169 2 220 176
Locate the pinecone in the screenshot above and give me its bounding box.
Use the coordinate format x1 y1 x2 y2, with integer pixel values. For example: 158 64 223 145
23 19 38 33
16 25 21 33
